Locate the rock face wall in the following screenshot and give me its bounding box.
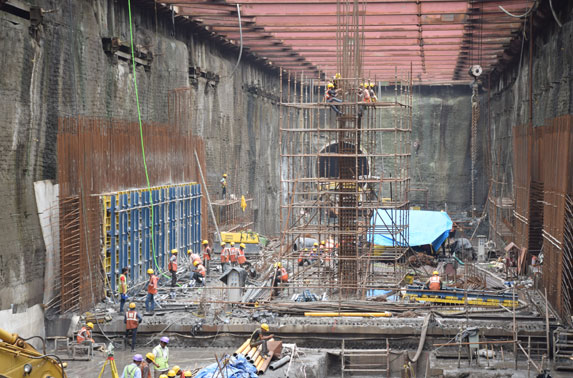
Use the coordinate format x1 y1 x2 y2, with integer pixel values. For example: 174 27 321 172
0 0 280 310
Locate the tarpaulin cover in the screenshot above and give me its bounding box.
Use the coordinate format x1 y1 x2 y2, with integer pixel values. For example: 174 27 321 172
369 210 452 250
193 354 258 378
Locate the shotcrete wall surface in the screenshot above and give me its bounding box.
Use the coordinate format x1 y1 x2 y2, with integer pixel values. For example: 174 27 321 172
0 0 280 311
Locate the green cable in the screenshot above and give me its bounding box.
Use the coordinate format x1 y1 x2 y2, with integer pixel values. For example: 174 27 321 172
127 0 167 280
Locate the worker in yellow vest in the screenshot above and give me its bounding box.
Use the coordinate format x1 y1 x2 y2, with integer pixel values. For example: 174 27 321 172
125 303 142 352
168 249 178 287
121 354 143 378
119 266 129 313
152 336 170 378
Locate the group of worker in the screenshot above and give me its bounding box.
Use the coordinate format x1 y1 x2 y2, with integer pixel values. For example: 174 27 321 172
324 74 378 115
297 241 332 267
119 336 193 378
219 241 248 272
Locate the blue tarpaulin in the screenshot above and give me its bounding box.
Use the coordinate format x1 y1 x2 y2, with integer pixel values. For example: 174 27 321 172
369 210 452 250
193 354 258 378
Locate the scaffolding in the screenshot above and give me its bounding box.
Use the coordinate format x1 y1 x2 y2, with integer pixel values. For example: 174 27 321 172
278 0 413 299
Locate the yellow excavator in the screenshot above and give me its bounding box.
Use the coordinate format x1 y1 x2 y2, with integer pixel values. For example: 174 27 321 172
0 327 67 377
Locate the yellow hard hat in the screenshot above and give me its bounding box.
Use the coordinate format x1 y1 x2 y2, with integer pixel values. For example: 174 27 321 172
433 271 439 275
312 248 317 252
313 242 318 246
240 243 246 248
221 242 226 246
145 352 155 363
129 302 136 309
167 371 176 377
193 260 199 266
172 366 181 374
261 323 270 332
187 249 192 254
335 73 341 79
159 375 168 378
327 83 334 88
87 322 94 329
230 242 235 246
184 372 192 377
171 249 178 254
277 262 282 268
320 240 326 245
223 173 228 177
202 240 209 245
147 268 154 274
304 248 308 251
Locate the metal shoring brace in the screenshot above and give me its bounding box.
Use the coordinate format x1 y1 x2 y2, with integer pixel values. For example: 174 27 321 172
469 64 482 217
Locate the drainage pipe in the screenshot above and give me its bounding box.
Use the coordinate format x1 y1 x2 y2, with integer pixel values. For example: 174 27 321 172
269 356 291 370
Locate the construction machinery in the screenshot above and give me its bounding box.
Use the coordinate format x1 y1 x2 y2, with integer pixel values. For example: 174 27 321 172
0 327 67 377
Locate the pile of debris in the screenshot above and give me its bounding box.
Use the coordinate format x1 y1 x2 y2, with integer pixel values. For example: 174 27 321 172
408 253 437 268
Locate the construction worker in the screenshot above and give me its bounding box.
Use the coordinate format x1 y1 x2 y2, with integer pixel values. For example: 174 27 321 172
171 366 183 377
190 260 206 286
325 82 342 115
152 336 170 378
125 303 142 352
426 270 442 291
142 353 159 378
187 250 202 266
146 269 159 312
271 262 288 296
119 266 129 313
298 248 310 266
221 173 228 200
229 242 238 267
168 249 178 287
220 242 229 272
238 243 247 266
76 322 95 344
368 82 377 102
202 240 211 273
249 323 274 359
121 354 143 378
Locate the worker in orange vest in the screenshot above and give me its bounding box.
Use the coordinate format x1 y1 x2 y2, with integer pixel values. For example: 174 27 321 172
229 242 238 267
220 242 229 272
146 268 159 312
191 260 206 287
187 250 202 266
202 240 211 273
125 302 143 352
426 270 442 291
76 322 95 344
237 243 247 266
168 249 178 287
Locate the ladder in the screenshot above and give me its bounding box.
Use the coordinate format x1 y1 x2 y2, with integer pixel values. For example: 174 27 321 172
341 339 390 378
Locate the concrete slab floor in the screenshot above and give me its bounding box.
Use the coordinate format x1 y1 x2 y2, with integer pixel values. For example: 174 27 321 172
63 347 325 378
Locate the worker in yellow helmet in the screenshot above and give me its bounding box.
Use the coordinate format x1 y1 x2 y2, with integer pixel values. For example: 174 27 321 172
368 81 377 102
249 323 274 359
76 321 95 344
191 260 206 287
125 303 142 352
146 268 159 313
238 243 247 266
141 353 159 378
325 81 342 115
171 366 183 377
202 240 211 274
426 270 442 291
168 249 178 287
220 173 228 200
167 369 176 377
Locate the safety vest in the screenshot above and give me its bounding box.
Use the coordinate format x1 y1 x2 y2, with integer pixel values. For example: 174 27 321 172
147 275 158 295
197 264 206 277
221 178 227 188
220 247 229 263
126 310 139 330
118 274 127 294
229 247 238 263
280 267 288 282
190 253 202 265
168 255 178 272
153 345 169 370
203 246 211 261
76 327 91 343
429 276 441 291
123 363 139 378
140 361 151 378
238 248 246 265
362 88 370 102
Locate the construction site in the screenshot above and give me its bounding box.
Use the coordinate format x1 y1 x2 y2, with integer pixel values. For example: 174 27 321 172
0 0 572 377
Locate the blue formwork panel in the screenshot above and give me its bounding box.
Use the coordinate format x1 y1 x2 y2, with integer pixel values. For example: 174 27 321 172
105 183 201 293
